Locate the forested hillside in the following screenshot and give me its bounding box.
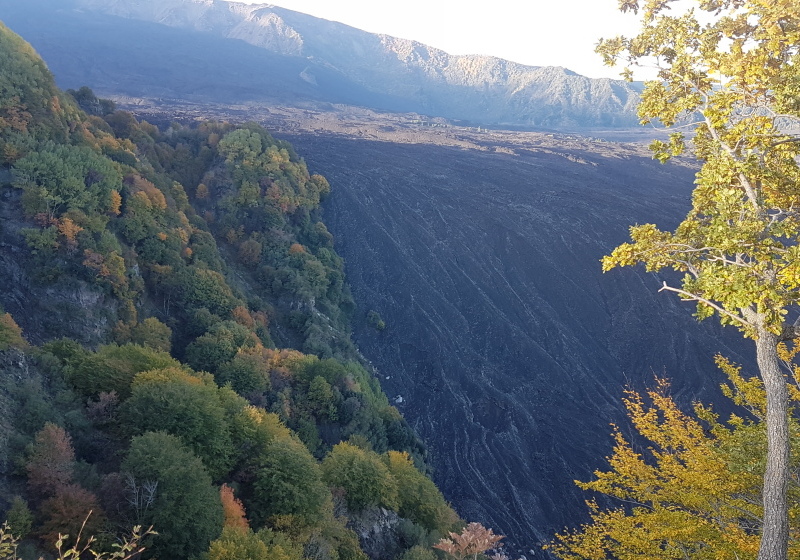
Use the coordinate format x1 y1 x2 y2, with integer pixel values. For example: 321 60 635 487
0 21 461 560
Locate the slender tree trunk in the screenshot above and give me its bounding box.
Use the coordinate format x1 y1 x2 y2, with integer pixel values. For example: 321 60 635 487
756 330 790 560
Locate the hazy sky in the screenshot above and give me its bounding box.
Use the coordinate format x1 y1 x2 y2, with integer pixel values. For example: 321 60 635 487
232 0 642 79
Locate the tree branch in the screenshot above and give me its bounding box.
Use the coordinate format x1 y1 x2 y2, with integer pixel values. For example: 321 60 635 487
657 282 754 328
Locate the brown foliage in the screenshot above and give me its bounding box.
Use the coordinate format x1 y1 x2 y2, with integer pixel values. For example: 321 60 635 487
237 238 262 266
231 306 256 330
38 485 105 549
85 391 120 424
26 423 75 499
252 310 269 329
1 102 31 133
83 249 110 278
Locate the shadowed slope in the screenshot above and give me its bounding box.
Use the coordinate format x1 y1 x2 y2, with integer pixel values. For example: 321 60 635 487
280 131 750 553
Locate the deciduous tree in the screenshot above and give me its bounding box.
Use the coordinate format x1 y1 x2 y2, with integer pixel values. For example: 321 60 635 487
220 484 249 531
26 423 75 499
321 442 398 512
122 368 234 479
548 360 800 560
122 431 223 559
599 2 800 559
249 438 330 528
433 523 503 560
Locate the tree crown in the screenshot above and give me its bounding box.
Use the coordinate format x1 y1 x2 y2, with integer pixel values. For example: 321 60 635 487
600 0 800 336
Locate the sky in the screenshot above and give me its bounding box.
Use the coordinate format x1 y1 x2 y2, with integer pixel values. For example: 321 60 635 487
232 0 643 79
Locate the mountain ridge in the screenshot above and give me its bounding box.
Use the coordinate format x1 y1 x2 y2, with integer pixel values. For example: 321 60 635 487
0 0 643 128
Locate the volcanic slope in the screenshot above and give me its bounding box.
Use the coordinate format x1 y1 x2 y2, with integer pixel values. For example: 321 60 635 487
273 126 751 554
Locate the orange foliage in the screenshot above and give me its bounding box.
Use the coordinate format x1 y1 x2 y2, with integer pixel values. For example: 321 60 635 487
157 232 168 241
252 310 269 329
288 243 305 255
0 313 26 349
258 348 308 382
1 103 32 133
57 217 83 251
126 175 167 210
231 306 256 330
220 484 249 530
49 95 62 115
83 249 110 278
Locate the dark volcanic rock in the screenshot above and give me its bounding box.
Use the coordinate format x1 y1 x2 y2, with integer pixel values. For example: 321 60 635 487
278 131 751 555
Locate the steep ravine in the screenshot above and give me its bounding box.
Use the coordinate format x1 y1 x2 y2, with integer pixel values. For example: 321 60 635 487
277 131 752 555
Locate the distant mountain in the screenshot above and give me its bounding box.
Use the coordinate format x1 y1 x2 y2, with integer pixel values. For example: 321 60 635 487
0 0 642 128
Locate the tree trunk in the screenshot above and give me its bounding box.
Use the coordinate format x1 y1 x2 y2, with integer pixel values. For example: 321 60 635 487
756 330 790 560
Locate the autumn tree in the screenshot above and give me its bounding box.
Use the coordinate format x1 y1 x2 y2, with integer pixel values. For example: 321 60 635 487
548 359 800 560
598 2 800 559
0 312 26 350
220 484 249 531
385 451 459 534
207 526 303 560
26 423 75 500
38 484 105 550
433 523 504 560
